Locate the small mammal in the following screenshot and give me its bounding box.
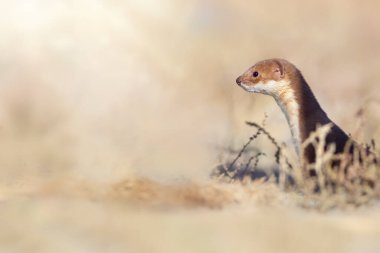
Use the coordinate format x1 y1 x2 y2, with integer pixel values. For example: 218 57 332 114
236 58 350 164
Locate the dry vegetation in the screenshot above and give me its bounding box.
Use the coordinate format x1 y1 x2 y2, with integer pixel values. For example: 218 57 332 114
1 1 380 253
213 120 380 211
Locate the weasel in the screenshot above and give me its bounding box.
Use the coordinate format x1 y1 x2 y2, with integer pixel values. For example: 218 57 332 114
235 58 350 164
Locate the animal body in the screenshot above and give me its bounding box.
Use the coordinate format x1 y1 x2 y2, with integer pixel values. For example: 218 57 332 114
236 58 351 165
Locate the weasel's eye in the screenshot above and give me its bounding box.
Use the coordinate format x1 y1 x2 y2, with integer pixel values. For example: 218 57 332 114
253 71 259 77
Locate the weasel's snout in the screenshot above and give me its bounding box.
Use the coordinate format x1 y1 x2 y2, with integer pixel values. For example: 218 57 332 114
236 76 242 85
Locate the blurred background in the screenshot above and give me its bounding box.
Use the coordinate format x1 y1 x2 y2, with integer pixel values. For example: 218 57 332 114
0 1 380 252
1 0 380 184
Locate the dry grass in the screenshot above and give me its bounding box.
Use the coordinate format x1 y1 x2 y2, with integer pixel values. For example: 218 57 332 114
213 120 380 211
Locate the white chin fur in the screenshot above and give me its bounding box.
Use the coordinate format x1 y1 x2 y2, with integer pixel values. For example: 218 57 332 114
240 83 264 93
241 80 289 96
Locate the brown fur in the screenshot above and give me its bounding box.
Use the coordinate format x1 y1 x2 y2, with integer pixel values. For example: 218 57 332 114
236 59 284 86
236 58 350 164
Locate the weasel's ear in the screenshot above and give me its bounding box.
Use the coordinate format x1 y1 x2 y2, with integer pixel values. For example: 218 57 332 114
273 60 285 80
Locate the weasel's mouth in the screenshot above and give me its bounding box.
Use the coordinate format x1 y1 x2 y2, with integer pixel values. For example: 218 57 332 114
239 83 254 92
241 84 265 95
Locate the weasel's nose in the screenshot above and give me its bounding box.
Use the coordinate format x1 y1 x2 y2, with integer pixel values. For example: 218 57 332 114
236 76 242 85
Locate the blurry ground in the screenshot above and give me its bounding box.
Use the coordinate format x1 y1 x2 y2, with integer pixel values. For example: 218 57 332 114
0 0 380 252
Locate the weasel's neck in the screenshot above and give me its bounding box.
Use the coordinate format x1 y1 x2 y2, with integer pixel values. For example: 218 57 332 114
273 76 332 158
273 88 302 155
294 76 332 143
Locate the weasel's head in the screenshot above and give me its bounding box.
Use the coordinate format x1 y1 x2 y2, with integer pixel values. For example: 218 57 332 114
236 58 295 97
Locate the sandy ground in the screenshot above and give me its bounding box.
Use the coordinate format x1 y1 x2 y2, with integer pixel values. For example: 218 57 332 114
1 179 380 253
